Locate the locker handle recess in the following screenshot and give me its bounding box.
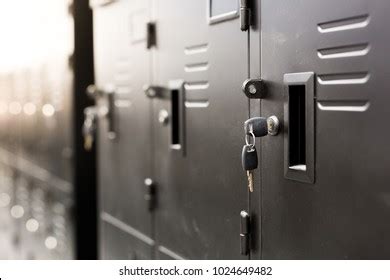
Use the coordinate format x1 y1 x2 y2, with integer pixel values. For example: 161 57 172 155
288 85 306 171
284 72 315 184
144 81 186 156
169 80 185 155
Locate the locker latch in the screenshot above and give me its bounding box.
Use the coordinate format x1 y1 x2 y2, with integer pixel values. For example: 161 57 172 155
240 0 250 31
242 78 265 99
146 22 156 49
86 84 116 140
82 106 98 151
240 210 251 255
144 178 156 211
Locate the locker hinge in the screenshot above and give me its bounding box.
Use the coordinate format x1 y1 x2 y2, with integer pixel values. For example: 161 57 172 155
240 0 251 31
146 22 157 49
240 210 251 255
144 178 157 211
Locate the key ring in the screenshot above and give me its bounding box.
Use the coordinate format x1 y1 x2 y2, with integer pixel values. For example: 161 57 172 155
245 124 256 149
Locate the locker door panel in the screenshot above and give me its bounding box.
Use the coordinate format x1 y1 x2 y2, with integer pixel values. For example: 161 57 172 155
261 0 390 259
101 218 153 260
153 0 248 259
92 0 153 259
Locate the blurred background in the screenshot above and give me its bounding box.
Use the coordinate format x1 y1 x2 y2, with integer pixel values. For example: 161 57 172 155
0 0 96 259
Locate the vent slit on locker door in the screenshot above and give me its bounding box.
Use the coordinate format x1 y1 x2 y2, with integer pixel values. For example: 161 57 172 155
184 62 209 73
317 43 370 59
317 100 370 112
184 43 210 108
184 81 209 90
317 72 370 85
184 100 210 108
317 14 370 33
184 44 208 55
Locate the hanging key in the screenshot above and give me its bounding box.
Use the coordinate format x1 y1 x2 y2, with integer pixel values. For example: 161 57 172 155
242 144 258 192
241 116 280 192
82 106 98 151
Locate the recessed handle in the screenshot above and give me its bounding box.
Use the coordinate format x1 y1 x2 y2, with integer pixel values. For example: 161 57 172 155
168 80 185 155
284 72 315 184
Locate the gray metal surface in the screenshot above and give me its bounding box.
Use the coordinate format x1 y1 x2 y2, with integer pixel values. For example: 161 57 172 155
92 0 154 259
92 0 390 260
93 0 251 259
260 0 390 259
152 0 248 259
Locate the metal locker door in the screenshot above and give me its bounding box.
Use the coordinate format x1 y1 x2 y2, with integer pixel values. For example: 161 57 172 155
151 0 249 259
261 0 390 258
91 0 154 259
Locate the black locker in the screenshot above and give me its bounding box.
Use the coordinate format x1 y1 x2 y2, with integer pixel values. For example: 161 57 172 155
91 0 154 259
92 0 390 260
93 0 252 259
259 0 390 258
152 0 248 259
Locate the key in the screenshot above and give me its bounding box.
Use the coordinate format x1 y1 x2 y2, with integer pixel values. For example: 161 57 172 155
84 134 94 151
244 117 268 137
82 107 97 151
242 144 258 192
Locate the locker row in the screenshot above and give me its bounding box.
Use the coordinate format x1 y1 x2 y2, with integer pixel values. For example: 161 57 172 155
0 0 390 259
90 0 390 259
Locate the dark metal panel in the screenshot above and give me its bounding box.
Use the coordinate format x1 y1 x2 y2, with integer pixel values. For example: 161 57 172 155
73 0 97 260
100 215 154 260
261 0 390 259
153 0 248 259
93 0 154 258
248 0 262 260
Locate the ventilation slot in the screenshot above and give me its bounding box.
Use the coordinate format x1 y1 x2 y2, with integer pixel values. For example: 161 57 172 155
318 14 369 33
184 44 208 55
317 100 370 112
184 62 209 72
317 43 370 59
317 72 370 85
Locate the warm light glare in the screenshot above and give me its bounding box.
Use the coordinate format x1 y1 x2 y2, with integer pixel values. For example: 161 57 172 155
45 236 58 250
9 102 22 115
42 103 55 117
0 193 11 207
0 102 8 114
23 102 37 115
10 205 24 219
26 218 40 233
0 0 73 73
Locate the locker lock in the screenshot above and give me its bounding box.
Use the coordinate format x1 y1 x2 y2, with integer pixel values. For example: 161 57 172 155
242 79 265 99
143 85 166 99
85 84 116 140
244 116 280 137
